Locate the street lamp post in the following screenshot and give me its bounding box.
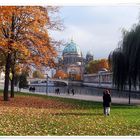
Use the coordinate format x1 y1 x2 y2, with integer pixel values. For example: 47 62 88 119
46 74 48 94
99 73 101 87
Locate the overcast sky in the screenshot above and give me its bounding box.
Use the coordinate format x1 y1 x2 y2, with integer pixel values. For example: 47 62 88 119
51 5 140 59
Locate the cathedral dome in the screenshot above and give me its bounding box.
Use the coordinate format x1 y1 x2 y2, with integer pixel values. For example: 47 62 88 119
86 50 94 56
63 40 81 56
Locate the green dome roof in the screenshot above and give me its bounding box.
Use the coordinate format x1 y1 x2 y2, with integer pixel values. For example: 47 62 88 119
63 40 81 55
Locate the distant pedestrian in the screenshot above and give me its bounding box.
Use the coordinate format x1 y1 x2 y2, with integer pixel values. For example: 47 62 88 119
57 88 60 94
29 87 35 92
29 87 32 92
55 88 57 94
32 87 35 92
104 89 111 116
67 88 70 94
55 88 60 94
71 89 75 95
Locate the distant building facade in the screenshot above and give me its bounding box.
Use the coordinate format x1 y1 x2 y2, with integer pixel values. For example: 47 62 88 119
61 40 84 80
86 50 94 63
56 39 95 81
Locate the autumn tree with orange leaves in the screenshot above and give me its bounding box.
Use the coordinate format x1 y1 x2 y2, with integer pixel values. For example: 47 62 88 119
0 6 63 101
86 59 109 74
54 70 68 79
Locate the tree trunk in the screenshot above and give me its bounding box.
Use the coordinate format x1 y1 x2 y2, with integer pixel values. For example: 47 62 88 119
11 51 17 98
10 68 15 98
3 53 11 101
128 90 131 105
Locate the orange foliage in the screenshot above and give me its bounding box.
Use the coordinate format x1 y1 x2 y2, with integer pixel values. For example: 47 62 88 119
68 73 81 81
98 59 109 69
0 6 62 69
86 59 109 74
54 70 68 79
0 95 75 110
0 6 64 100
75 74 81 81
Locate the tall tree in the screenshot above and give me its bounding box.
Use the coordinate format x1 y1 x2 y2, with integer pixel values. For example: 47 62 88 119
109 23 140 104
0 6 63 101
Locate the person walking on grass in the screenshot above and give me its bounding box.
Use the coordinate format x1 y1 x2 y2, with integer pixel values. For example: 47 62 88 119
103 89 111 116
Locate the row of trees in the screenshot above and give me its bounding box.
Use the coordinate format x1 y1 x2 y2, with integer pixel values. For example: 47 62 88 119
85 59 109 74
0 6 62 101
53 70 82 80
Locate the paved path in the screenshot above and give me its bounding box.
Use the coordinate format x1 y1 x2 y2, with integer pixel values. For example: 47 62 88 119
21 89 140 105
0 84 140 105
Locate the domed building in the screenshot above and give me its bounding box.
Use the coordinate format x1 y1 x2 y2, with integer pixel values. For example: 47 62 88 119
62 40 84 80
86 50 94 63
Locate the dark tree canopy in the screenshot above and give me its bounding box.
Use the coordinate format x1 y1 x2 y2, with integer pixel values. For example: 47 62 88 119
109 23 140 91
19 73 28 89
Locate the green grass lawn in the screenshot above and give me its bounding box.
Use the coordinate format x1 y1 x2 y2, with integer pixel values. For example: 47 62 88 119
0 91 140 136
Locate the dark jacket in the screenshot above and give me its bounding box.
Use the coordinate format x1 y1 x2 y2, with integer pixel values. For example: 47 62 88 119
103 93 111 107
